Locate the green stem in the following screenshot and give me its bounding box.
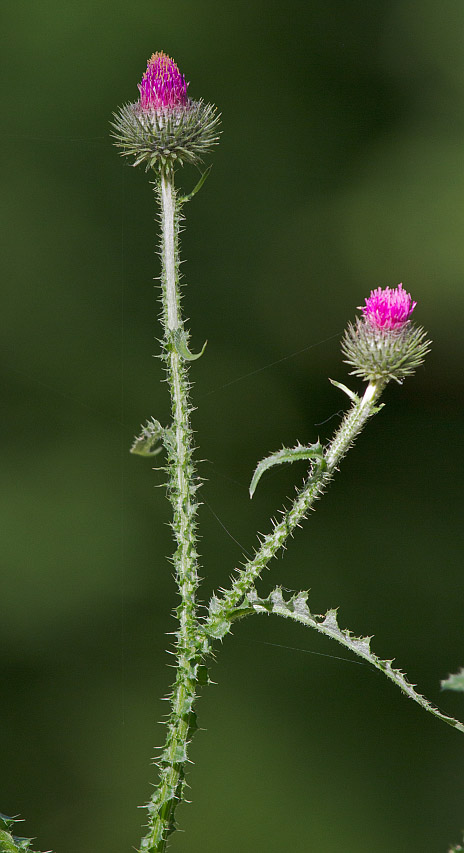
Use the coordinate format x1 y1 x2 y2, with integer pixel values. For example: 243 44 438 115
325 379 385 471
204 380 385 637
140 169 202 853
158 170 200 634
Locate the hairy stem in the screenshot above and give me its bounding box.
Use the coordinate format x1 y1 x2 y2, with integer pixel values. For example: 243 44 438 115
140 170 202 853
204 380 385 637
160 173 180 330
325 379 385 470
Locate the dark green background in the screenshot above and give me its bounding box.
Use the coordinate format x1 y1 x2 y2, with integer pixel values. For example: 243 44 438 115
1 2 463 851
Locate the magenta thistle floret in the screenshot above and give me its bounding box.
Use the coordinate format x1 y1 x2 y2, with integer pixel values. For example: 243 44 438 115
138 52 189 111
112 50 220 171
342 282 430 383
361 283 416 331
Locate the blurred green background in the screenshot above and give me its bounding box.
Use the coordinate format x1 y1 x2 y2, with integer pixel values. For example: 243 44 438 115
1 1 464 851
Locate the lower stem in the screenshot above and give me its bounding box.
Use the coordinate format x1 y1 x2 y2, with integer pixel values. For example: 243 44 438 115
140 665 199 852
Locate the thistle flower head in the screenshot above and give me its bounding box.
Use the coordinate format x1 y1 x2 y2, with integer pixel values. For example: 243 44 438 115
138 52 189 111
342 283 430 383
111 51 220 171
361 283 416 331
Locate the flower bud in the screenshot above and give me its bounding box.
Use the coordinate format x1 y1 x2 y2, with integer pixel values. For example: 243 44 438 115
341 283 430 383
112 52 220 171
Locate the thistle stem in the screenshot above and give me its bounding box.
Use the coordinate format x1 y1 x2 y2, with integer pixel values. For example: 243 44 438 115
140 169 202 853
324 379 385 471
160 173 179 330
204 380 385 633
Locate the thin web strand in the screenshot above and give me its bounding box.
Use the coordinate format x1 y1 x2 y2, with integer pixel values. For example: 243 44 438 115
198 331 342 400
238 638 368 667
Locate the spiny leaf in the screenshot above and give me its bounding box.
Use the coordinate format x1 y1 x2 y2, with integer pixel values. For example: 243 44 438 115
178 165 213 203
329 378 360 404
249 442 326 499
0 817 49 853
172 743 188 764
243 587 464 736
205 616 230 640
205 595 231 640
172 328 207 361
441 668 464 692
0 830 19 853
130 418 165 457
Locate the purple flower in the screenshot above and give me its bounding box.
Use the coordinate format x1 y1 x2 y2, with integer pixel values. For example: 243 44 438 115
361 283 416 331
112 51 220 170
138 52 189 111
342 283 429 381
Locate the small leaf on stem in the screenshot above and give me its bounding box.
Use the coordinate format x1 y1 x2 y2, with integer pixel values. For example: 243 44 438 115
179 165 213 203
131 418 165 456
249 442 326 499
172 328 207 361
329 378 360 404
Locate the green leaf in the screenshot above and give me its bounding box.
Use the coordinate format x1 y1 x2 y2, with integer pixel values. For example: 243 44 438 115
329 378 360 404
249 442 326 499
0 830 19 853
12 839 33 853
178 165 213 203
441 668 464 692
172 743 188 764
243 587 464 736
172 329 207 361
0 822 47 853
206 595 232 639
130 418 165 457
205 617 230 640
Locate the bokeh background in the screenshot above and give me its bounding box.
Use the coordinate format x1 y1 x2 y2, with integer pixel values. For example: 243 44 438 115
1 2 464 851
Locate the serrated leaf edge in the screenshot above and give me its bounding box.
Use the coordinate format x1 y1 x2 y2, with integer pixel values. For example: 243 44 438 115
243 587 464 735
441 667 464 693
130 418 165 457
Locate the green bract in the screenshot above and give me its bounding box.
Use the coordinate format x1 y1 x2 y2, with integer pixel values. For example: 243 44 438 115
341 317 431 383
111 100 221 170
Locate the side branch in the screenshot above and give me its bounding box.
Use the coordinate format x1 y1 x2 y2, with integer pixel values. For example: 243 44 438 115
204 381 385 640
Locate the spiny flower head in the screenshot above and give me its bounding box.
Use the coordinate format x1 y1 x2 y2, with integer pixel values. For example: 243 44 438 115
342 283 430 383
138 52 189 111
361 283 416 331
112 51 220 171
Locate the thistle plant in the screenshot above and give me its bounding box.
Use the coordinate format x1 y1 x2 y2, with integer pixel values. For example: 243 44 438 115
3 51 464 853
